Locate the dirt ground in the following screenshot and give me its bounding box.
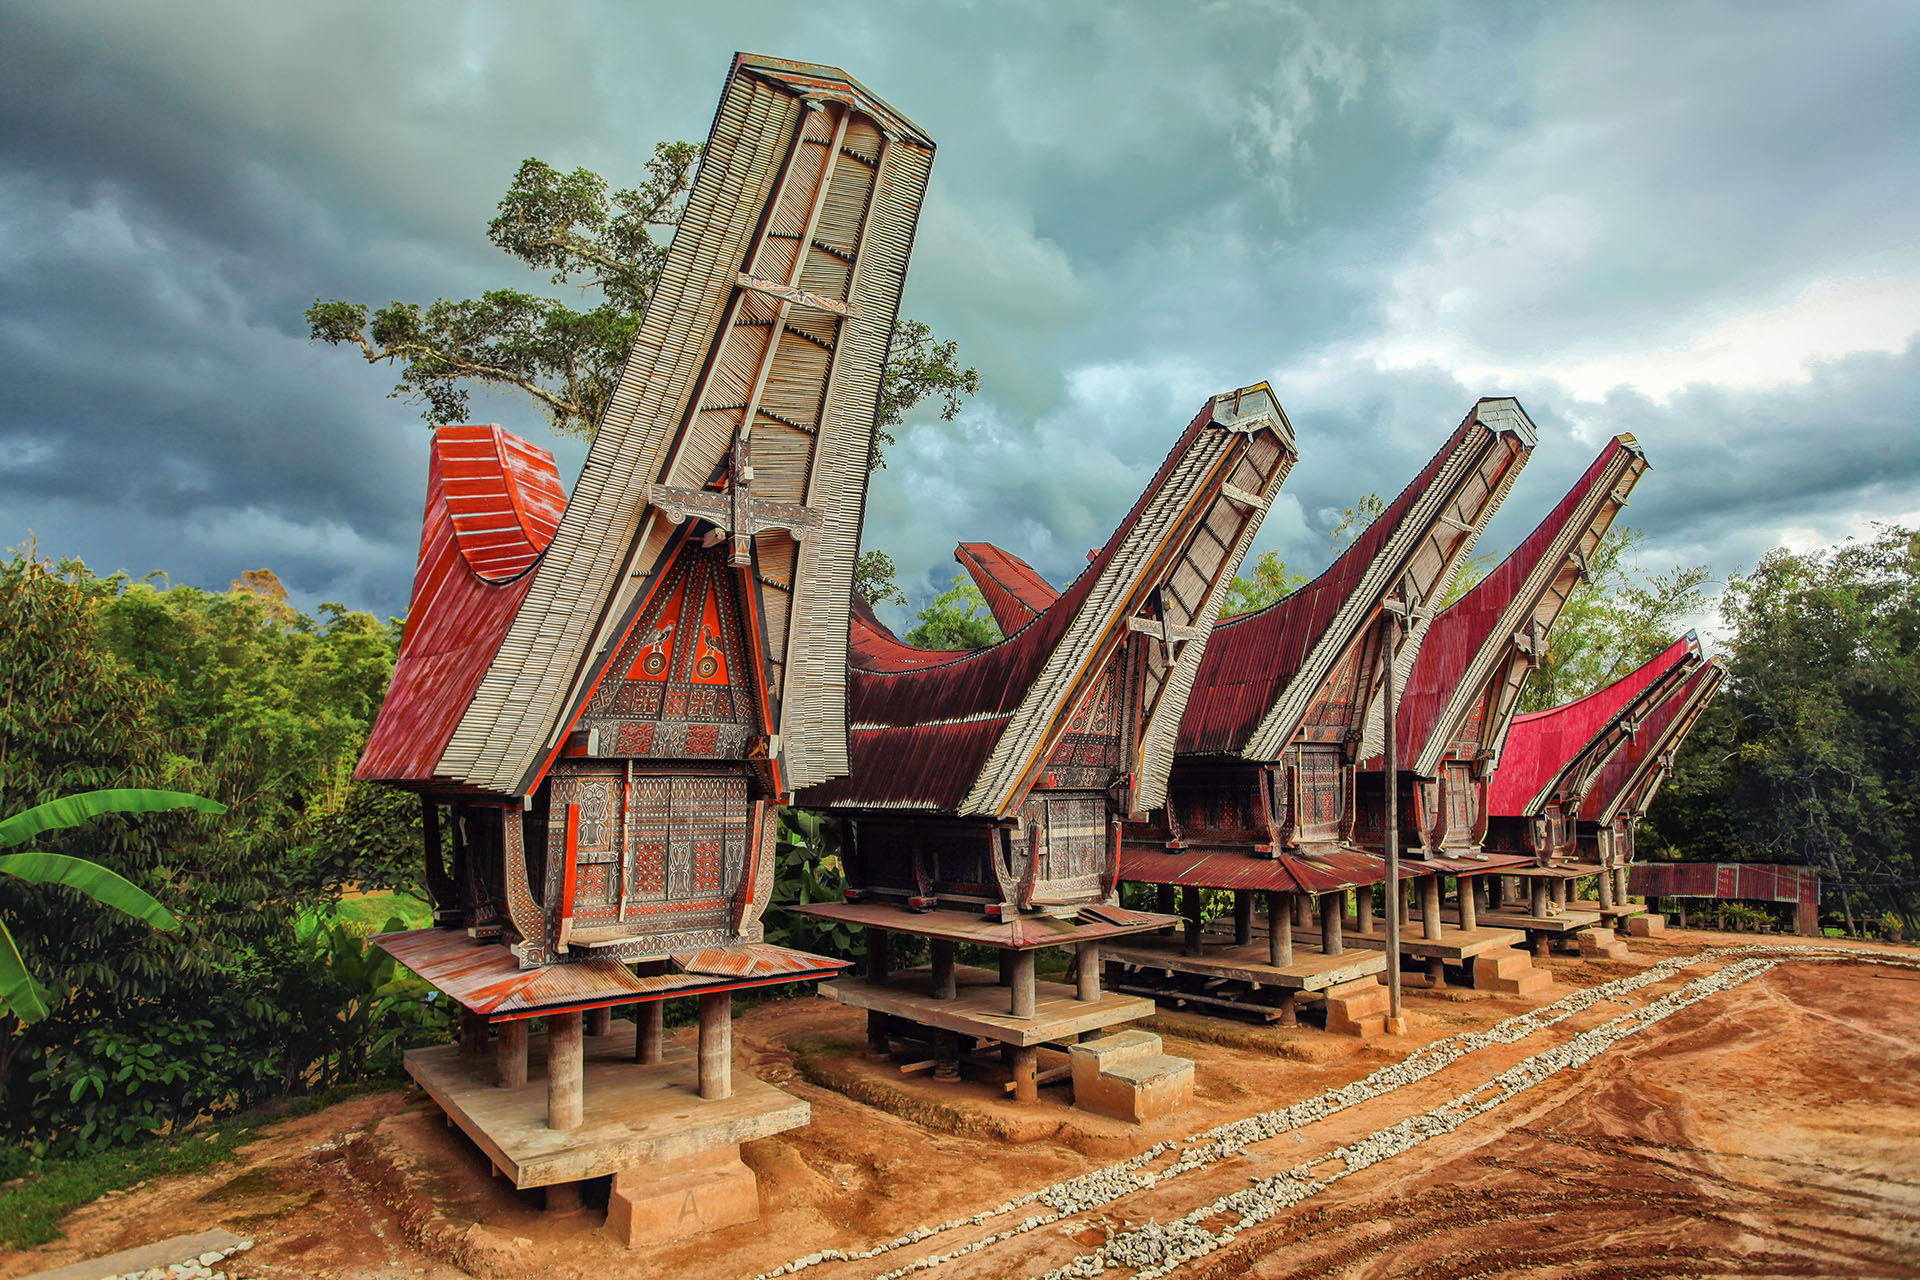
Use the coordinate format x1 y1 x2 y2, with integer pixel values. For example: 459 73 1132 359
5 929 1917 1280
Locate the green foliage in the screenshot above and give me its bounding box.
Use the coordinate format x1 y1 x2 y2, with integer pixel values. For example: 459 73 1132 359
1221 550 1306 618
855 549 908 609
0 547 434 1156
1330 492 1387 549
1519 525 1711 712
1646 526 1920 933
307 150 976 464
0 790 225 850
904 573 1004 650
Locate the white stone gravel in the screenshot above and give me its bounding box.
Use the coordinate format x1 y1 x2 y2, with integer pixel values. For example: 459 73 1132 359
751 944 1915 1280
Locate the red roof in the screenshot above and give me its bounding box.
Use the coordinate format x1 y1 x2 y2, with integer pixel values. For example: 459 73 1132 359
803 398 1222 812
1579 659 1723 822
1393 438 1633 766
1175 415 1472 756
848 595 968 671
956 542 1056 634
1486 635 1696 817
356 426 566 785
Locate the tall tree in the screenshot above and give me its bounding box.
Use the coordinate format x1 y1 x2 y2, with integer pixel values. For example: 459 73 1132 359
307 150 976 468
1220 550 1305 617
904 573 1003 650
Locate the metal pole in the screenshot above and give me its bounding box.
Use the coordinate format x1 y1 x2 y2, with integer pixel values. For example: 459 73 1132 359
1381 608 1403 1028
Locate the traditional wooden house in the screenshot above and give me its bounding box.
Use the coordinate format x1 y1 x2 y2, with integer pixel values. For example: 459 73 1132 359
1481 633 1705 953
1347 436 1648 977
795 383 1297 1111
354 53 934 1243
1577 655 1726 928
1078 400 1536 1029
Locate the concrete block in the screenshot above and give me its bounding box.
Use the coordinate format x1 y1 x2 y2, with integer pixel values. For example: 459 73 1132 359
606 1147 759 1247
1070 1032 1193 1122
1626 913 1666 938
1577 929 1631 960
1323 975 1389 1039
1473 947 1553 997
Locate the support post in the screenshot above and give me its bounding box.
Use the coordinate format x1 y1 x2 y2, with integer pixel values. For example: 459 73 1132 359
1009 949 1037 1018
998 949 1014 986
1615 865 1630 905
1182 884 1204 957
931 939 957 1001
1293 892 1311 929
1427 956 1446 986
1356 884 1374 936
1076 942 1101 1001
1276 990 1297 1025
461 1009 490 1058
497 1019 527 1090
1010 1044 1039 1103
1156 883 1177 932
585 1006 612 1037
1233 890 1254 946
1598 863 1616 909
1459 876 1478 931
933 1029 960 1081
547 1010 583 1131
866 926 890 1055
1550 877 1567 910
697 991 731 1101
1420 875 1444 941
1319 891 1344 957
1268 890 1293 966
635 1000 664 1065
1381 607 1403 1028
1530 877 1550 918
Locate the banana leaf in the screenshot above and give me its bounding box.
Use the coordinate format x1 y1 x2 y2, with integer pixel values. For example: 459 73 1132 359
0 789 226 848
0 852 181 930
0 918 51 1022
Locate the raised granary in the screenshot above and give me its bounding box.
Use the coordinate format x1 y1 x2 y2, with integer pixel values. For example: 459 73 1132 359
1348 436 1648 981
796 383 1298 1110
354 53 935 1244
1102 399 1536 1028
1482 633 1705 954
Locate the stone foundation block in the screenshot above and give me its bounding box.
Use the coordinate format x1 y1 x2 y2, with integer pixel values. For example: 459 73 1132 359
1473 947 1553 997
1070 1031 1193 1123
606 1147 759 1247
1577 929 1631 960
1323 975 1389 1039
1626 913 1666 938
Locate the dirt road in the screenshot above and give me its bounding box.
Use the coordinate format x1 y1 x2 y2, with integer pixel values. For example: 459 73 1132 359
5 934 1915 1280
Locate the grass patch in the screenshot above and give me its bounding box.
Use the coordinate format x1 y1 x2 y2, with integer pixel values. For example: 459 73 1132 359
296 891 432 939
0 1080 389 1251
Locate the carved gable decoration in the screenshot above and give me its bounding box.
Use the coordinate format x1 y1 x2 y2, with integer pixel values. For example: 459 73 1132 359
580 545 758 761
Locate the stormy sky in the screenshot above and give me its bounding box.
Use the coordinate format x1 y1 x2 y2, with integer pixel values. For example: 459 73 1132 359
3 2 1916 635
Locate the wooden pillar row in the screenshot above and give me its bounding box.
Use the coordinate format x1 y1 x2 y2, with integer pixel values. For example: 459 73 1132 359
1268 891 1293 967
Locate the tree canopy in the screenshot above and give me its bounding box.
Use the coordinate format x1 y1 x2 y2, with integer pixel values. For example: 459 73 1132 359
904 573 1003 650
307 149 976 468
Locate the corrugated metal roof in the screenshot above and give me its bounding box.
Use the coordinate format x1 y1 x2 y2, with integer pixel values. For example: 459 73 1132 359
1581 660 1725 824
1487 634 1700 816
373 928 847 1017
956 542 1057 634
357 427 562 784
1118 847 1413 894
1392 437 1641 773
1629 862 1816 905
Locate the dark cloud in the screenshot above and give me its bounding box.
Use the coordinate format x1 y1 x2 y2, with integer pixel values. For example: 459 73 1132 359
2 0 1915 634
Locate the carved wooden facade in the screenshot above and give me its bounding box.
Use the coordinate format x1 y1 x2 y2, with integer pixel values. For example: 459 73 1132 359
1117 399 1534 882
359 55 935 969
1355 435 1648 859
804 385 1298 914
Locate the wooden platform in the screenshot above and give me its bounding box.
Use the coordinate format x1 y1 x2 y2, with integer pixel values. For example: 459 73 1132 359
1103 936 1384 991
1477 905 1604 934
404 1022 806 1189
1310 921 1527 962
792 901 1173 950
819 964 1154 1047
1595 903 1648 920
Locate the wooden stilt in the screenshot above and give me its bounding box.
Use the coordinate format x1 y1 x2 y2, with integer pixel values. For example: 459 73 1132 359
1182 884 1204 956
1356 884 1375 936
497 1019 527 1090
697 991 731 1101
1076 942 1101 1001
1293 893 1311 929
867 926 891 1054
1156 883 1177 932
1421 876 1444 941
1011 1045 1039 1103
1426 956 1445 986
547 1010 583 1131
1320 892 1344 956
1276 990 1297 1025
585 1006 612 1037
1233 890 1254 946
1268 890 1293 966
1009 949 1036 1018
635 1000 664 1065
931 939 957 1001
1459 877 1478 931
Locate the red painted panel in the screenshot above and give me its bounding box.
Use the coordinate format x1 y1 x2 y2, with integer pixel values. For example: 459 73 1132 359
956 541 1058 634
